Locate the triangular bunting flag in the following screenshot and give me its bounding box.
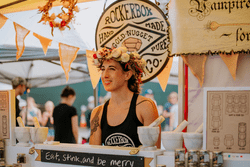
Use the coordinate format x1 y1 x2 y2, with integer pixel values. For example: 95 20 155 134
13 22 30 60
157 57 173 92
182 54 208 87
58 43 80 82
219 52 239 80
86 50 102 89
0 14 8 29
144 158 153 167
33 33 52 55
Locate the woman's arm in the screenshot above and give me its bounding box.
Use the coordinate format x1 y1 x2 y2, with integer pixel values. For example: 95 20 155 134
71 115 78 143
36 109 43 125
137 97 161 149
89 106 103 145
40 112 49 127
20 109 26 125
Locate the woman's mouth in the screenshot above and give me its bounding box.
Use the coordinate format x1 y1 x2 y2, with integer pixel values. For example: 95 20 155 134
104 80 111 85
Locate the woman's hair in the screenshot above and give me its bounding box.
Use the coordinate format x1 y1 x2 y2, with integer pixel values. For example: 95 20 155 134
61 86 76 98
119 62 141 94
45 100 54 108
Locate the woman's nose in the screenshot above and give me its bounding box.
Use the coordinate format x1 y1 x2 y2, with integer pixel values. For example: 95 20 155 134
102 69 109 78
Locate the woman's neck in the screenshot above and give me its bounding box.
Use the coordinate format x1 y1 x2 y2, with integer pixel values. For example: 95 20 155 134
110 88 134 105
61 98 71 106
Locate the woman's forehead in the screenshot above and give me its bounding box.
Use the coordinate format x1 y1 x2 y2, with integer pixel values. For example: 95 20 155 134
102 59 120 67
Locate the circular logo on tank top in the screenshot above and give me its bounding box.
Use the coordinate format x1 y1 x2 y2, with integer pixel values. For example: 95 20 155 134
105 133 135 147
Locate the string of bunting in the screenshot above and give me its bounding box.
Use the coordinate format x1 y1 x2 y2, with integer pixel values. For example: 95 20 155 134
0 13 79 82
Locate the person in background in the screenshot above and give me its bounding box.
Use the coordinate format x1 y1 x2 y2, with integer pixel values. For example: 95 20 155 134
162 91 178 131
170 102 178 130
85 96 95 129
21 97 42 126
53 86 78 143
89 47 160 148
144 89 157 106
80 105 87 128
12 77 27 127
41 101 55 141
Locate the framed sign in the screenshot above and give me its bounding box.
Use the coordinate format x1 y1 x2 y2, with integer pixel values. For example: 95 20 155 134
0 91 9 139
95 0 170 83
168 0 250 55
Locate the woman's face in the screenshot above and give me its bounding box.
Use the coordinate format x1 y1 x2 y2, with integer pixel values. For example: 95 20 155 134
101 60 129 92
45 102 54 112
169 95 178 105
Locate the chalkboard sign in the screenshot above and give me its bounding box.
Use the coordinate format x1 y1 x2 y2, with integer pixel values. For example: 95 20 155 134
41 149 144 167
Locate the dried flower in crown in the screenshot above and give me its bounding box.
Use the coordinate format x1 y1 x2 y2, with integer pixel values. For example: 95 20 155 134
38 0 79 36
92 46 148 82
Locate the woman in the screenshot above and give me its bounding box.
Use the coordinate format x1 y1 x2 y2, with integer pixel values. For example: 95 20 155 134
89 47 161 148
41 101 55 141
21 97 42 127
53 86 78 143
163 91 178 131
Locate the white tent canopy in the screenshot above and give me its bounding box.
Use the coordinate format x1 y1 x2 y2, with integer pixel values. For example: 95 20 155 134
0 60 89 88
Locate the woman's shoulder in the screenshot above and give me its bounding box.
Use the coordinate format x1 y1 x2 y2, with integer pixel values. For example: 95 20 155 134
136 95 159 124
92 104 104 113
137 95 156 107
90 104 104 120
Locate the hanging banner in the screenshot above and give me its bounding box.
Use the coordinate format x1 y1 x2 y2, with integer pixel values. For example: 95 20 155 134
0 14 8 29
59 43 80 82
13 22 30 60
33 33 52 56
95 0 170 83
169 0 250 56
86 50 102 89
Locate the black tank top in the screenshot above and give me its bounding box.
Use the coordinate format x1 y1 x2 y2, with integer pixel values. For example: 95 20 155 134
101 93 143 147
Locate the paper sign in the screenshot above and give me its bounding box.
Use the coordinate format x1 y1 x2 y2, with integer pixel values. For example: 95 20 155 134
206 90 250 153
169 0 250 55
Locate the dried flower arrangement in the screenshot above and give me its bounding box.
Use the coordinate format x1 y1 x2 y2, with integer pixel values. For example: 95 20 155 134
38 0 79 36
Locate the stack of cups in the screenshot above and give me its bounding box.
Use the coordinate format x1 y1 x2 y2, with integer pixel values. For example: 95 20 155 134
212 151 223 167
199 150 210 167
175 148 185 167
0 139 5 166
187 150 200 167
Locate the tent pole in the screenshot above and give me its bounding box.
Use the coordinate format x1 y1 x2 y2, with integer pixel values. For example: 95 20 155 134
93 86 98 108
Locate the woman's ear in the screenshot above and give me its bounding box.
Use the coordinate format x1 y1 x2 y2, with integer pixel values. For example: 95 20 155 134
125 70 133 81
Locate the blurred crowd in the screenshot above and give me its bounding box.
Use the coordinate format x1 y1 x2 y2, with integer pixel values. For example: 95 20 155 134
13 76 178 144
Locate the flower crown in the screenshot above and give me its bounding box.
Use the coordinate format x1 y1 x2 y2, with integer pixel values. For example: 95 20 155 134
92 46 147 83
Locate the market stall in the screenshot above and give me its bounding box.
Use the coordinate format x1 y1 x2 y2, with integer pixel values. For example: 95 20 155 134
0 0 249 167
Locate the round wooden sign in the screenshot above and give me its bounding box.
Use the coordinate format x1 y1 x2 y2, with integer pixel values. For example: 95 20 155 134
95 0 170 83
